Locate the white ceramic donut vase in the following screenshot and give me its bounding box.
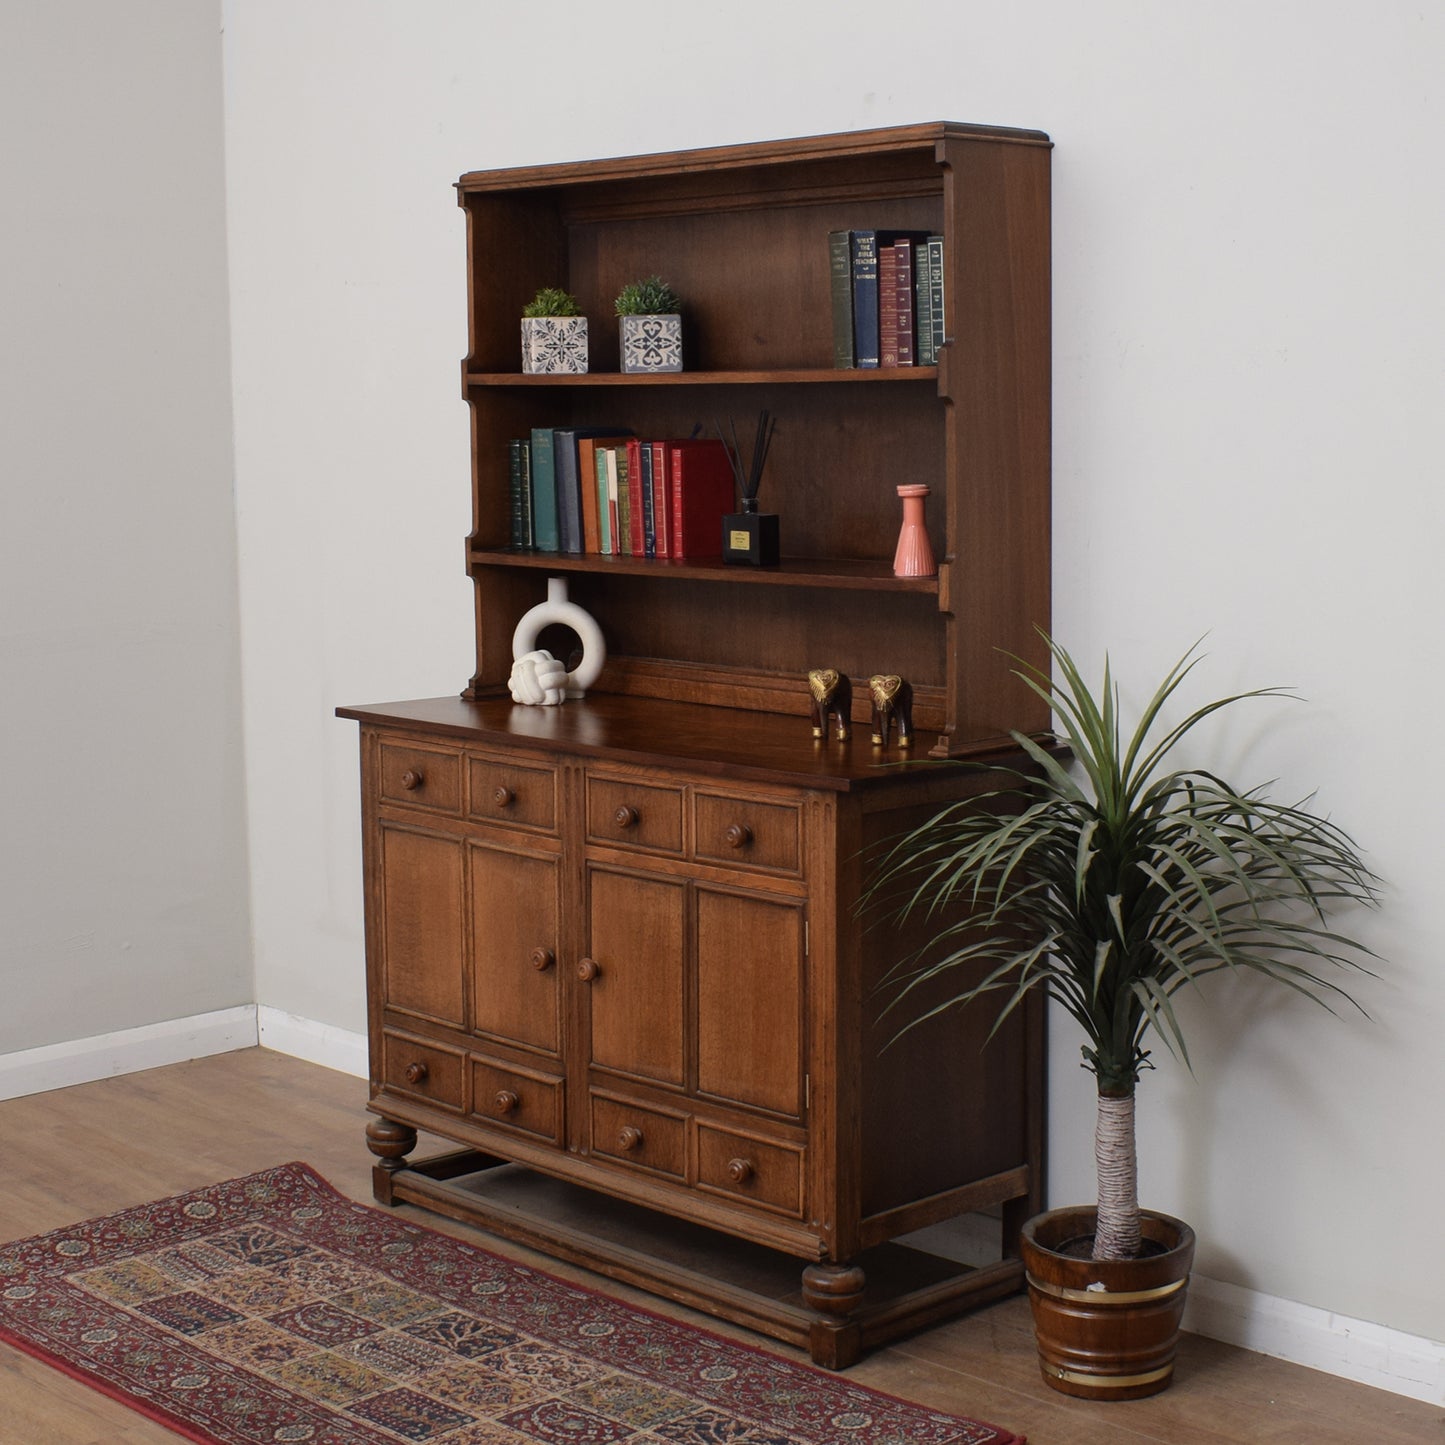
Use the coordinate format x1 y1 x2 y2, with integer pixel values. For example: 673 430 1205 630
510 577 606 699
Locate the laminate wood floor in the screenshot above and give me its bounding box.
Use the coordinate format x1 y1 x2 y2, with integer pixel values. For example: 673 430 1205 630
0 1049 1438 1444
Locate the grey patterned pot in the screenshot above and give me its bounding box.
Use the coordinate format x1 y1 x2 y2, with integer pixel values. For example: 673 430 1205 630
619 313 682 373
521 316 588 374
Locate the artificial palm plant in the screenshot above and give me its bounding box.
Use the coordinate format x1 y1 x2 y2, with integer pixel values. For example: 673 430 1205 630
874 636 1380 1263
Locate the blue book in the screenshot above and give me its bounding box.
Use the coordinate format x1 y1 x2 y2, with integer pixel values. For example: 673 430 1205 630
849 232 880 369
529 428 558 551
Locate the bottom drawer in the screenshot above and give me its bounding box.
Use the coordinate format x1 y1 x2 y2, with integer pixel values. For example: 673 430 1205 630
470 1058 563 1145
590 1093 686 1180
381 1033 465 1112
696 1123 804 1217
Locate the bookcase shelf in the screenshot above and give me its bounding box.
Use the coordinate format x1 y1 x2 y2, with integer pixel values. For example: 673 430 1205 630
468 547 941 594
465 367 940 389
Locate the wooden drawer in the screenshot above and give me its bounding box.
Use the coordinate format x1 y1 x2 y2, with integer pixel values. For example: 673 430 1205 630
696 1123 804 1217
379 742 461 815
586 775 683 855
468 755 556 833
589 1093 687 1180
380 1032 465 1112
470 1057 563 1145
694 791 801 875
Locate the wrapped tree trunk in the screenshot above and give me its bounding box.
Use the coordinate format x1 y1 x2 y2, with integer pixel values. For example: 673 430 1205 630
1093 1088 1141 1260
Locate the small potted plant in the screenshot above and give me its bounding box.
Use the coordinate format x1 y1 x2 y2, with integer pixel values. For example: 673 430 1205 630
871 636 1380 1400
614 275 683 373
521 287 588 374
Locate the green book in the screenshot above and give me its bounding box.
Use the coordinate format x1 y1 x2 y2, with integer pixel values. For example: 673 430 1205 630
594 445 614 554
529 427 558 551
828 229 854 368
615 448 632 556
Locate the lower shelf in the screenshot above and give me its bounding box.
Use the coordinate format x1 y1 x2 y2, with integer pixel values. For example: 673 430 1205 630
373 1149 1025 1369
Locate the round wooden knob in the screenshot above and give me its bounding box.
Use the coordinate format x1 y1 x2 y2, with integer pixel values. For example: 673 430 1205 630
400 769 423 791
530 946 554 972
727 1157 755 1184
494 785 514 807
577 957 600 982
403 1061 429 1085
725 824 753 849
494 1089 520 1114
614 805 639 829
618 1126 644 1152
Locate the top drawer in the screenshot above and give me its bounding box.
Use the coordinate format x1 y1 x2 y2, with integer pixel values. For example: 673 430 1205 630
468 755 557 833
586 774 683 855
379 742 462 815
694 791 802 875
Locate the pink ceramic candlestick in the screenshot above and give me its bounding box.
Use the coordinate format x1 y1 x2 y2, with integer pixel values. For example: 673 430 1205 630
893 484 936 578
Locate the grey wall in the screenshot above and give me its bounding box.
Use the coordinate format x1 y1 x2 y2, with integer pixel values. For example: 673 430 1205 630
0 0 251 1050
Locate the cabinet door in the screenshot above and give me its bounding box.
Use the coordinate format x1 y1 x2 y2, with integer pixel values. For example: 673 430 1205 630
696 886 804 1118
585 866 684 1088
379 824 465 1028
469 839 560 1054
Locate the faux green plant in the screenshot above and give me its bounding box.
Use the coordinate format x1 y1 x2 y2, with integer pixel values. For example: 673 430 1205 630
871 635 1380 1262
522 287 582 318
613 275 681 316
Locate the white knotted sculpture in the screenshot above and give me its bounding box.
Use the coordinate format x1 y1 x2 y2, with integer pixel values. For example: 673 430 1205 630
507 577 606 705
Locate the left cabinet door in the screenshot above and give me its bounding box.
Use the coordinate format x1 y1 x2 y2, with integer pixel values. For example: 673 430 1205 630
378 823 466 1029
469 837 561 1056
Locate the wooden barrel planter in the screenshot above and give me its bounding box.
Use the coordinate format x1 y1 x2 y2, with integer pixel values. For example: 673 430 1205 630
1020 1207 1195 1401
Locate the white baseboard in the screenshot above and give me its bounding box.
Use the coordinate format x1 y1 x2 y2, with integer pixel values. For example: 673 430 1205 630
0 1005 259 1102
256 1005 368 1079
1185 1273 1445 1406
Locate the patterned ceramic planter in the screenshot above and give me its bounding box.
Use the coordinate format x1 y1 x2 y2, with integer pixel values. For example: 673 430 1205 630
521 316 588 374
619 313 683 373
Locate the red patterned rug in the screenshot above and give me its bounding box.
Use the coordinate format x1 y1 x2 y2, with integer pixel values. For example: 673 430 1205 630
0 1162 1023 1444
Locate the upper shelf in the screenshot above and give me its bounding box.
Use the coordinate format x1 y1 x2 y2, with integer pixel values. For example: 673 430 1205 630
464 368 940 389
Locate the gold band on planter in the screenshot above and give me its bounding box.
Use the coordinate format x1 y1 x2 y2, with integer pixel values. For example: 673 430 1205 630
1026 1271 1188 1305
1045 1362 1174 1390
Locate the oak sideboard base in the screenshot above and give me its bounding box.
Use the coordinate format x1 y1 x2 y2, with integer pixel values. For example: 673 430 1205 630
368 1142 1026 1370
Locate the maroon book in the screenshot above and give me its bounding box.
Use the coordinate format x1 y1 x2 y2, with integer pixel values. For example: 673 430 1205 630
670 439 736 560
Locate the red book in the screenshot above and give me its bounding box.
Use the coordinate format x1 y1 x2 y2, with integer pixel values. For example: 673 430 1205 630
670 439 736 560
651 440 673 557
879 243 900 367
626 438 647 556
893 239 916 366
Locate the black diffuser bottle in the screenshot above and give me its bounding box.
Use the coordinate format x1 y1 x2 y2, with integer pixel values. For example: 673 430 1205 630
720 410 780 566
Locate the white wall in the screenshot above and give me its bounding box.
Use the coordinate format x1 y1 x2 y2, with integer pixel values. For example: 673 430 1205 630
0 1 250 1051
222 0 1444 1349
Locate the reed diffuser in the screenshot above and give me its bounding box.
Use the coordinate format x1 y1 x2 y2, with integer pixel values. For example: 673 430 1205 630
719 410 780 566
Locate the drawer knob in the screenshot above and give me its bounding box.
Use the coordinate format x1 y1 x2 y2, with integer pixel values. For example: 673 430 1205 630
727 1157 755 1184
494 785 514 807
494 1089 520 1114
725 824 753 849
613 804 639 829
618 1125 644 1152
576 957 600 982
403 1061 429 1085
530 946 555 972
400 769 424 791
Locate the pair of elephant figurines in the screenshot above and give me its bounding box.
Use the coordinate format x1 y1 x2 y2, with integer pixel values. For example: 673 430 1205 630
807 669 913 748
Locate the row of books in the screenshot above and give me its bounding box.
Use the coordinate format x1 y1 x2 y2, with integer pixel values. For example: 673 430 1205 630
829 229 945 370
507 428 736 560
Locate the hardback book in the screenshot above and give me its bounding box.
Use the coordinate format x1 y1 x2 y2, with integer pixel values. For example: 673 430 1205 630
594 445 615 554
556 427 631 553
670 438 736 560
615 446 632 555
914 241 935 366
849 231 881 369
577 435 608 553
828 230 855 368
927 234 945 360
508 438 530 549
625 439 646 556
650 440 673 558
879 243 900 367
528 427 558 551
893 238 917 366
640 441 655 556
